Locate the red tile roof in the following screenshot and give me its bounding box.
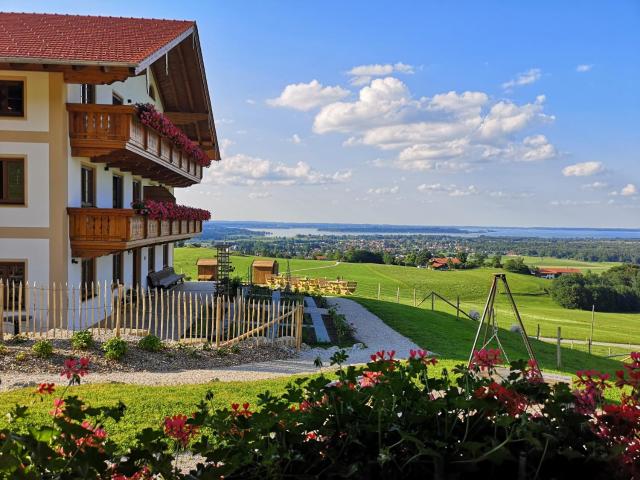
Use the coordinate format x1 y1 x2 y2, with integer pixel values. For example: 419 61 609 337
430 257 462 268
0 12 194 65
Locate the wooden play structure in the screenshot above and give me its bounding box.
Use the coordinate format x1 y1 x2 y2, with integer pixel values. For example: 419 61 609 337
196 258 218 281
251 260 279 285
265 274 357 295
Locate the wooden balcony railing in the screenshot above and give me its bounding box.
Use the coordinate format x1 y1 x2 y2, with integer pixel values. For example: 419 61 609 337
67 104 204 187
67 208 202 258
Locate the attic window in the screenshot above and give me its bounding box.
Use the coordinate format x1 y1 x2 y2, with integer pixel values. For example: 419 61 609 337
0 80 24 117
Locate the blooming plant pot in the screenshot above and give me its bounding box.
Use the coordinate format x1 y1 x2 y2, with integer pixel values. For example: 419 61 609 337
171 220 180 235
180 220 188 234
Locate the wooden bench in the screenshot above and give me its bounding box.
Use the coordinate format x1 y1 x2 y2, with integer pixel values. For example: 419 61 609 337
148 267 185 289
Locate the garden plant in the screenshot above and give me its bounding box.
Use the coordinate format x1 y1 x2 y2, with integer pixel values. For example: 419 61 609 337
1 348 639 478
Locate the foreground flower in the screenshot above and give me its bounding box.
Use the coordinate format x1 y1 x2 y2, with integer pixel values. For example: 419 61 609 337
359 370 383 388
163 414 198 447
36 382 55 395
470 348 502 371
61 357 90 380
49 398 65 417
474 381 527 416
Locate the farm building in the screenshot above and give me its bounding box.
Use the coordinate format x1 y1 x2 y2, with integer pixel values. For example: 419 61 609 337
196 259 218 281
535 267 581 279
429 257 462 270
252 260 279 285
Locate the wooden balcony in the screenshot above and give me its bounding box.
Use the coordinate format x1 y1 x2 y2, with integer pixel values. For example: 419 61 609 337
68 208 202 258
67 104 204 187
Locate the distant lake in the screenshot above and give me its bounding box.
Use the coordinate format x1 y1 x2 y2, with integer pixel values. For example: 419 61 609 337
247 226 640 239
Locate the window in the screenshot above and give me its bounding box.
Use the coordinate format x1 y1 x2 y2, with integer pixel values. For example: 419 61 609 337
132 180 142 204
0 261 26 307
112 175 123 208
162 244 169 268
112 253 123 285
147 247 155 273
81 258 95 291
0 80 24 117
80 166 95 207
0 158 25 205
148 85 156 101
112 92 123 105
80 84 95 104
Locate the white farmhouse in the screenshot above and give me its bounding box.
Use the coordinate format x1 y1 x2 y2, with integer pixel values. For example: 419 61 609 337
0 13 219 311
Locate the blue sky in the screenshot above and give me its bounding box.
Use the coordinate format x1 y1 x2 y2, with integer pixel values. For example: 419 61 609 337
5 1 640 227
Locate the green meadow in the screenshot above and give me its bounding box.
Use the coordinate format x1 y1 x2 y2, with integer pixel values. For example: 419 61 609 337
175 247 640 345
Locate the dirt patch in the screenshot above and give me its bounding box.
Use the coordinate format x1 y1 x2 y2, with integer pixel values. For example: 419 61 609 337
322 313 357 347
0 334 295 377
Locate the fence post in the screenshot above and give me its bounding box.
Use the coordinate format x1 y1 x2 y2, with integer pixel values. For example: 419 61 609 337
377 283 381 300
431 292 434 311
413 288 416 307
396 287 400 303
296 304 303 350
556 326 562 369
115 285 123 338
456 296 460 320
215 297 221 347
0 281 4 341
536 324 540 340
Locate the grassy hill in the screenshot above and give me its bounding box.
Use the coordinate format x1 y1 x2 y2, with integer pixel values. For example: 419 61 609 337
174 248 640 345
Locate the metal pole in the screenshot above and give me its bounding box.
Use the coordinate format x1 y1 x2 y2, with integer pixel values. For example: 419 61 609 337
468 275 499 367
556 326 562 369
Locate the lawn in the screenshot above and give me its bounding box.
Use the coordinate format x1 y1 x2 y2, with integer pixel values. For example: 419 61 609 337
174 248 640 345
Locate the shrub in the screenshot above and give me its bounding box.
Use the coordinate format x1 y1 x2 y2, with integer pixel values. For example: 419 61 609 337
138 334 163 352
0 343 7 355
102 337 127 361
15 351 27 362
503 257 531 274
32 340 53 358
71 330 94 350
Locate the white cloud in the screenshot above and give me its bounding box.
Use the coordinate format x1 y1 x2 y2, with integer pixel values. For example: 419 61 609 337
272 75 556 173
290 133 302 144
477 96 553 140
417 183 478 197
203 153 352 186
267 80 350 111
348 62 415 86
621 184 638 196
367 185 399 195
576 64 593 73
502 68 542 90
246 99 256 105
582 181 608 189
248 191 272 199
562 161 604 177
219 138 234 156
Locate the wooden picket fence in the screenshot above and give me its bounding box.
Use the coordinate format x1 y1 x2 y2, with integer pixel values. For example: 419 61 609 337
0 281 304 350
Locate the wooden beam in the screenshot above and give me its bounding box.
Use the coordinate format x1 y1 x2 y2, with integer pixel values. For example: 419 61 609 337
163 112 209 124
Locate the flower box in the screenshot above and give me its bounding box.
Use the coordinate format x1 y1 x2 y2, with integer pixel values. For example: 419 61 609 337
160 220 170 237
171 220 180 235
146 219 159 238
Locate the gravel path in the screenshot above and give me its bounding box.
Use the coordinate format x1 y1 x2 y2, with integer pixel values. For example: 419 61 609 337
0 299 421 391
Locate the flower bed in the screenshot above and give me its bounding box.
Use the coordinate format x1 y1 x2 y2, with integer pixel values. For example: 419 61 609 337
2 349 639 478
131 199 211 222
135 103 212 167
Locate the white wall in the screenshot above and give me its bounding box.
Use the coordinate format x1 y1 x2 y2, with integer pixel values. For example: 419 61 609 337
0 142 49 227
0 70 49 131
66 71 162 110
0 238 49 285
